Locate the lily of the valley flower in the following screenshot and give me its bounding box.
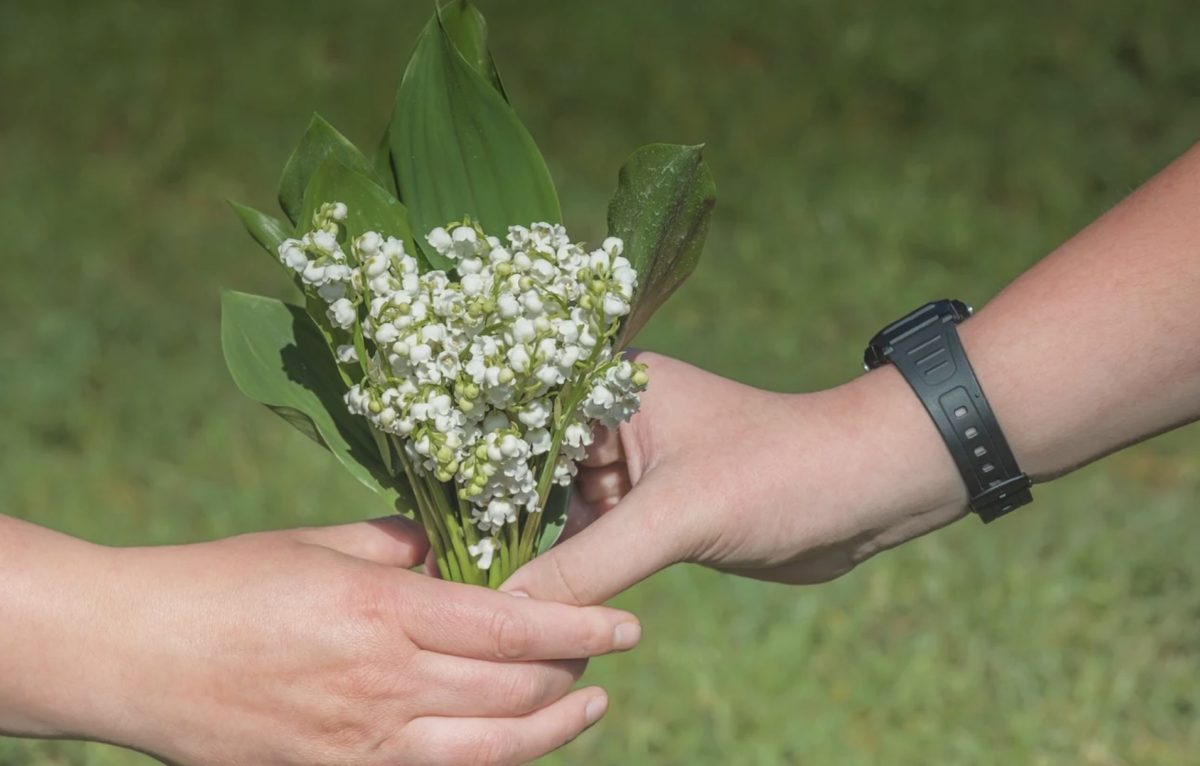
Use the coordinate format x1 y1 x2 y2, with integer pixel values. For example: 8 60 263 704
277 206 648 571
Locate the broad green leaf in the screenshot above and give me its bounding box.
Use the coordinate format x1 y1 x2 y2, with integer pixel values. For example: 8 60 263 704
278 114 378 227
536 484 573 555
228 201 290 257
373 1 506 210
438 0 507 98
220 290 416 511
390 7 560 267
298 156 422 265
608 144 716 348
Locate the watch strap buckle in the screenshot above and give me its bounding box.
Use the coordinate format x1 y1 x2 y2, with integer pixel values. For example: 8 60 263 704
970 474 1033 523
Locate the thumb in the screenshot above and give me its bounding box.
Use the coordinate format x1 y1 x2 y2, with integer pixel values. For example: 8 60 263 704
502 476 680 605
291 515 430 568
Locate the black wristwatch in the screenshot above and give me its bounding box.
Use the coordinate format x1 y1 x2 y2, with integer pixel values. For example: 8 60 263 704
864 299 1032 522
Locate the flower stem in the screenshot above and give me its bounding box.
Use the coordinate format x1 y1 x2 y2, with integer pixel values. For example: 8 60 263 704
393 440 456 580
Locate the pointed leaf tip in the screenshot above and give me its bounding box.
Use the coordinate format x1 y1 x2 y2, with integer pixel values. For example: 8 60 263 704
607 143 716 348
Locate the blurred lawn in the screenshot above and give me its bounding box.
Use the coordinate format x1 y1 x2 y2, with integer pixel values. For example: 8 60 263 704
2 0 1199 763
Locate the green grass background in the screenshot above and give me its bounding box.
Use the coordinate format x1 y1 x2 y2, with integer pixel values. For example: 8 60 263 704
3 0 1199 763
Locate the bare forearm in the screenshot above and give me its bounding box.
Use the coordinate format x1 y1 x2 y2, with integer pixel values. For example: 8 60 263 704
0 515 113 740
960 142 1200 480
838 143 1200 557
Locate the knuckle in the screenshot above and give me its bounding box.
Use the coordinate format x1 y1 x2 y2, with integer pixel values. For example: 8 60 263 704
489 608 531 660
340 570 403 637
500 668 547 711
327 662 393 705
299 705 394 765
549 553 589 608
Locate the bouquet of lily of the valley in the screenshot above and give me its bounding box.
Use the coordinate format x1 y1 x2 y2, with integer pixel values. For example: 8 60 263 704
222 1 714 586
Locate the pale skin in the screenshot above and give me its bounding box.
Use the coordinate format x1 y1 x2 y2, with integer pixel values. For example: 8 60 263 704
504 141 1200 604
0 513 642 765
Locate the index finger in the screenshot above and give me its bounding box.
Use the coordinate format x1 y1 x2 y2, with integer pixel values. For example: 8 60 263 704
401 578 642 662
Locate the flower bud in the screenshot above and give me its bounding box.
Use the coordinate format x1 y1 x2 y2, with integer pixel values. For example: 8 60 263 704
602 236 624 257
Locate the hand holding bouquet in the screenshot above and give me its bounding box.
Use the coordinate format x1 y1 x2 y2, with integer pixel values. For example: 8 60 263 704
223 1 715 585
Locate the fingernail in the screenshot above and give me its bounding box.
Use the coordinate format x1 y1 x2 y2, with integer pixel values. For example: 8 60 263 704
585 694 609 726
507 590 530 599
612 621 641 651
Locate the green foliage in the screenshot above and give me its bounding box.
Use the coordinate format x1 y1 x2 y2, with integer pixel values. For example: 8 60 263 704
608 144 716 348
220 291 413 509
227 201 290 258
389 4 561 266
277 114 378 227
297 156 419 260
437 0 507 97
233 0 616 578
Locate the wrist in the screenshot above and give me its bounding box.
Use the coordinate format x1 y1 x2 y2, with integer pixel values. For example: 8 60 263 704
813 363 970 560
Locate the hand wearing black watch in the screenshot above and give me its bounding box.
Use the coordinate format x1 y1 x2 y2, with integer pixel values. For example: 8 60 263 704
865 299 1033 522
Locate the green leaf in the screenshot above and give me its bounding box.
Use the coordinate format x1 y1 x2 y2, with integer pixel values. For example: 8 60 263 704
536 484 573 555
228 201 290 257
298 156 421 264
390 6 560 266
228 200 306 294
438 0 507 98
608 144 716 348
278 114 378 227
220 290 416 511
372 1 506 214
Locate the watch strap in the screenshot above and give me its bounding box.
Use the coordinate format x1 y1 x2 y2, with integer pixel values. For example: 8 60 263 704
868 301 1032 522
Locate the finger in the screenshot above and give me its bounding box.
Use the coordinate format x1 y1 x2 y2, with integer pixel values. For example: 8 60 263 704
580 424 623 467
401 581 641 661
502 476 680 606
560 487 604 542
291 516 429 568
576 464 631 506
410 653 585 717
401 687 608 766
422 549 440 577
